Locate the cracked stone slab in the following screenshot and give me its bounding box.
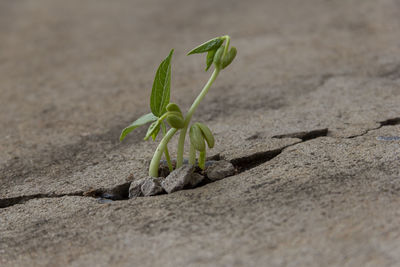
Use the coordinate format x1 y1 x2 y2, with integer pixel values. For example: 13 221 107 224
1 0 400 266
1 3 400 201
1 125 400 266
219 137 301 167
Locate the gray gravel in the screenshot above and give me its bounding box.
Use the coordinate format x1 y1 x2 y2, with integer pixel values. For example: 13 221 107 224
161 165 195 194
205 160 236 181
128 178 145 198
141 177 164 196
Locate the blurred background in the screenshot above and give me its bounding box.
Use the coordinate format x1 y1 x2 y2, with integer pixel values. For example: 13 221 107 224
1 0 399 167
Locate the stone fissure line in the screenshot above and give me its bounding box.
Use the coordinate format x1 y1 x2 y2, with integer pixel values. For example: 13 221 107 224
234 128 328 172
0 129 328 208
272 128 328 141
347 117 400 139
0 192 84 209
1 117 399 209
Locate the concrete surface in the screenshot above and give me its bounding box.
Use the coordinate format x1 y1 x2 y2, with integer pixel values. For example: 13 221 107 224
1 0 400 266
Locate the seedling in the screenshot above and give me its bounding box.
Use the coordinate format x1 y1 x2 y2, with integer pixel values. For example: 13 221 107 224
120 35 237 177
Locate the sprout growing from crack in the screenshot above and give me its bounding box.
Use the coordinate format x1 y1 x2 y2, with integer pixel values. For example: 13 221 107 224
120 35 237 177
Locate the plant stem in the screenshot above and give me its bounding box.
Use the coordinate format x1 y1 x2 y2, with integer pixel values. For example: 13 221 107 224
189 143 196 165
158 112 169 122
199 150 206 170
149 128 177 177
161 123 173 171
176 67 221 168
222 35 230 59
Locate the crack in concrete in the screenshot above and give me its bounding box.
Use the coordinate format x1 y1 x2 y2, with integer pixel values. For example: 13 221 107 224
272 128 328 141
82 182 132 200
234 129 329 172
1 117 399 208
347 117 400 139
376 63 400 80
0 192 84 209
380 117 400 126
0 182 134 209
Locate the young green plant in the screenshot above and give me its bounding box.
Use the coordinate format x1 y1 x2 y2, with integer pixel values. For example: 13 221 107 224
120 35 237 177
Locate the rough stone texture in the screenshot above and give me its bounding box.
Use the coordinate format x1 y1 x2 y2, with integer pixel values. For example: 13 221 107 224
205 160 236 181
161 165 195 194
141 177 164 197
1 0 400 266
188 173 205 188
128 178 145 198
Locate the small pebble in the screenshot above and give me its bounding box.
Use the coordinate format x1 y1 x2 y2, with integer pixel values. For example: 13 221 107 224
161 165 195 193
128 178 146 198
205 160 235 181
141 177 164 196
189 173 205 188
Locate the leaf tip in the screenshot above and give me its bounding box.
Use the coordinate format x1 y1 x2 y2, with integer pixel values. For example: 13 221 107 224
119 131 126 142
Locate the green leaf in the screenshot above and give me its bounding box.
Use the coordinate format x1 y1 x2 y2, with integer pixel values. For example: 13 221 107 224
166 103 182 114
196 122 215 148
205 49 217 71
150 49 174 117
144 120 161 141
222 47 237 69
151 123 161 141
187 37 223 55
189 124 205 152
166 112 184 129
213 45 225 68
120 113 158 141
